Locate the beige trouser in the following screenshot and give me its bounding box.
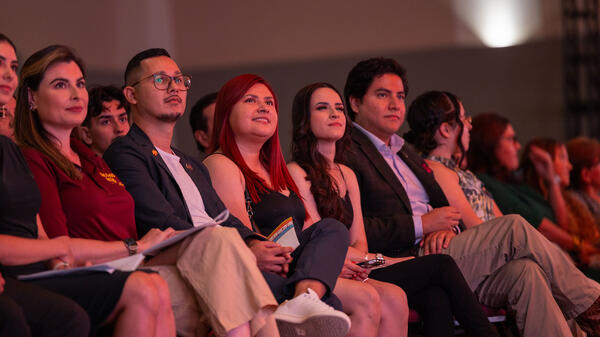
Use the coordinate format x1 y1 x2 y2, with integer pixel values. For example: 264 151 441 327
146 226 278 337
419 214 600 337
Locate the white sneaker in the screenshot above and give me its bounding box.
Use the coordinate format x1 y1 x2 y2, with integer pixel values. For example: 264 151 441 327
274 288 351 337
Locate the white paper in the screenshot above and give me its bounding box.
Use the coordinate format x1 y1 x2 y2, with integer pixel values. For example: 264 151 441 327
17 254 145 281
18 210 230 280
142 210 229 256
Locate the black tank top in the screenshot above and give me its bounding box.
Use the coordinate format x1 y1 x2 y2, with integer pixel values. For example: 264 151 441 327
339 193 354 230
248 190 305 237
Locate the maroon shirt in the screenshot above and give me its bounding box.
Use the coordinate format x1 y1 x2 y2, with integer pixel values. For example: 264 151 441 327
22 138 138 241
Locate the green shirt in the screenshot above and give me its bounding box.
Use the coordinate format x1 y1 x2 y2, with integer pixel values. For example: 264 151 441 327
477 173 555 228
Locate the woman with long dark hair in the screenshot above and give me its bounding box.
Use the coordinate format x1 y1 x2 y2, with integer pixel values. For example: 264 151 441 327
288 82 499 337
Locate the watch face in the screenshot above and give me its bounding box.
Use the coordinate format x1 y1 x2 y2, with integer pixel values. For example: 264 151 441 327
124 238 137 255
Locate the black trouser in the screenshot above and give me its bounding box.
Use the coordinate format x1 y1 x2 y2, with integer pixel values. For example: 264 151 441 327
371 254 499 337
264 218 349 310
0 278 90 337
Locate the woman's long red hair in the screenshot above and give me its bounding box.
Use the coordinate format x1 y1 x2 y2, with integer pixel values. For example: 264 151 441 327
209 74 302 206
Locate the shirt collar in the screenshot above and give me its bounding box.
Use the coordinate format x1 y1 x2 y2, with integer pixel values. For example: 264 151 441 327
353 122 404 155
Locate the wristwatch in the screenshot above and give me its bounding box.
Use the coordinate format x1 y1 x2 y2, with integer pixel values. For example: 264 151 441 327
124 238 138 255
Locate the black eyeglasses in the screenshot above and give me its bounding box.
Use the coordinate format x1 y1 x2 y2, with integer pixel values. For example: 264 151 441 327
130 73 192 91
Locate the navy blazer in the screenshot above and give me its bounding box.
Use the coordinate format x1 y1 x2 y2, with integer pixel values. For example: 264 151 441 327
104 124 258 240
344 126 454 257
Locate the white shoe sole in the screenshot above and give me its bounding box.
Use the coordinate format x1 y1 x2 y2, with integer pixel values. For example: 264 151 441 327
275 314 351 337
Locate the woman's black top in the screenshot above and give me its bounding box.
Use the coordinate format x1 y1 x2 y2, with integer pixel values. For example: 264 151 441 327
0 136 47 276
249 190 305 237
339 193 354 230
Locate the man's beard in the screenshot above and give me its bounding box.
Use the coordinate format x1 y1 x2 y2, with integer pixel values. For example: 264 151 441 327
157 112 182 123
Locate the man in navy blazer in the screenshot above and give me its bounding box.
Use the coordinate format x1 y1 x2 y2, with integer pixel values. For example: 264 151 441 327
105 48 351 337
342 57 600 337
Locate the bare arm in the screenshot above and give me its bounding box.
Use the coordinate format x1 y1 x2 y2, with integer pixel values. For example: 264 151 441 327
205 154 292 275
427 160 483 228
492 200 504 217
528 146 569 229
546 181 570 230
287 162 322 230
0 230 69 267
36 214 172 266
204 154 252 229
342 165 369 254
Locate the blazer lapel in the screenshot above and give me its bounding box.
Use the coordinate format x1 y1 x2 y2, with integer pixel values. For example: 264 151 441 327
399 146 449 208
130 124 194 222
352 129 413 214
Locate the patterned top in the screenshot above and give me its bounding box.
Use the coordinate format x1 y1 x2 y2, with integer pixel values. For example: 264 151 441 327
569 189 600 224
427 155 497 221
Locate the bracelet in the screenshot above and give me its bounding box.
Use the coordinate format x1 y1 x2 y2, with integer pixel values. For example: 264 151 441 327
53 261 70 270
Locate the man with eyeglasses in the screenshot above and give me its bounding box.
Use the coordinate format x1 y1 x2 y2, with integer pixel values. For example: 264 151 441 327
104 48 351 337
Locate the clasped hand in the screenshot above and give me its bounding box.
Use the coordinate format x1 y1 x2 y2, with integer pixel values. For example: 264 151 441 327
340 258 370 281
248 240 293 277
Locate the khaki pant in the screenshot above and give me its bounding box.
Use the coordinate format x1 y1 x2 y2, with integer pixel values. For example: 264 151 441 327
419 214 600 337
146 226 277 337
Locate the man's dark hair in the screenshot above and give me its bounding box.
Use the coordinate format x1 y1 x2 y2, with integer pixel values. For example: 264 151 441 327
189 92 218 151
343 57 408 120
84 85 129 126
124 48 170 85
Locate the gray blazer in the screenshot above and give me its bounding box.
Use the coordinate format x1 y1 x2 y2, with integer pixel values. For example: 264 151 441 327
103 124 258 240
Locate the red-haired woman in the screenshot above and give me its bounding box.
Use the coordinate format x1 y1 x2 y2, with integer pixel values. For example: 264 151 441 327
204 74 353 337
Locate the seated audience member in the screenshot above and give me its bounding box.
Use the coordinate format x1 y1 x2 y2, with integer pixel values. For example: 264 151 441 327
468 113 599 263
0 96 15 139
405 92 503 226
7 42 176 336
203 75 352 337
0 33 89 337
0 220 91 337
77 85 130 156
521 139 600 262
567 137 600 225
104 49 348 337
189 92 217 159
20 46 282 337
287 82 498 337
406 93 600 336
342 59 600 337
